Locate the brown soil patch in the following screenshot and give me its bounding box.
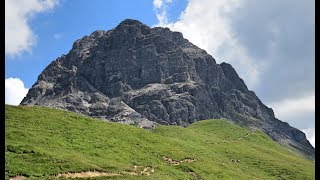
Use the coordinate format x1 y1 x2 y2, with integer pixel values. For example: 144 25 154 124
9 176 26 180
162 156 195 165
56 165 155 178
124 165 154 176
56 171 121 178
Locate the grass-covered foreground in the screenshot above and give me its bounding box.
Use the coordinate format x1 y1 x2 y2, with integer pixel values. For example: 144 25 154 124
5 105 314 179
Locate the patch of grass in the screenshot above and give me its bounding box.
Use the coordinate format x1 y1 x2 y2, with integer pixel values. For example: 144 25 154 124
5 105 314 179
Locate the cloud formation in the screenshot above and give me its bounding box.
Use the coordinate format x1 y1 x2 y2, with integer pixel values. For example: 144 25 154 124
5 0 59 57
268 94 314 123
5 78 29 105
228 0 315 102
155 0 315 145
267 94 315 146
153 0 173 26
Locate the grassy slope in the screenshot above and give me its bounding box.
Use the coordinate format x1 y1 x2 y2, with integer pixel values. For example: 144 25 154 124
5 105 314 179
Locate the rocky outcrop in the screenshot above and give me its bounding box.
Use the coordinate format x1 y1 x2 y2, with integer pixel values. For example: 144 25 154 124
21 19 314 159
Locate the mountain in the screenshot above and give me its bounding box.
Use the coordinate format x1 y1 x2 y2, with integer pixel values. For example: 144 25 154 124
20 19 314 159
5 105 315 179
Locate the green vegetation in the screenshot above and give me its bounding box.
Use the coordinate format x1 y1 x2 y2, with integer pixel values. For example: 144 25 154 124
5 105 314 179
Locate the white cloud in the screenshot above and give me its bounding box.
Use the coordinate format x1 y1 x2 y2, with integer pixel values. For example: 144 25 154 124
153 0 163 9
302 128 315 147
153 0 173 26
267 94 315 120
155 0 263 89
5 78 29 105
5 0 59 57
267 93 315 146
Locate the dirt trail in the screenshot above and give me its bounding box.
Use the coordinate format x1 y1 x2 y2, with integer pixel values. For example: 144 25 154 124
162 156 195 165
162 156 201 179
56 165 155 179
56 171 120 178
9 176 26 180
124 165 155 176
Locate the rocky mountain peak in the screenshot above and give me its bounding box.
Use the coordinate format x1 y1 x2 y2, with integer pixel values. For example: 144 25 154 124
117 18 147 28
21 19 314 160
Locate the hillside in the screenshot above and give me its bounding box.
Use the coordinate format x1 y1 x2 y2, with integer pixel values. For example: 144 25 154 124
20 19 314 159
5 105 314 179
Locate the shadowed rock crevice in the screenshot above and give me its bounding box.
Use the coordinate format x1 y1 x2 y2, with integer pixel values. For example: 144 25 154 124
21 19 314 160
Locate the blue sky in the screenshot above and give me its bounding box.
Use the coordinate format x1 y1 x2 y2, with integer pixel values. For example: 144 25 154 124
5 0 314 146
5 0 187 88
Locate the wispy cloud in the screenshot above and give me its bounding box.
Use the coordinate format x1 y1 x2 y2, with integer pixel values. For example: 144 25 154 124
5 78 29 105
153 0 173 26
5 0 59 57
153 0 163 9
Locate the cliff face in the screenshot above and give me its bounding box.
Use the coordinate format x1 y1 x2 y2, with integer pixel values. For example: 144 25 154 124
21 19 314 159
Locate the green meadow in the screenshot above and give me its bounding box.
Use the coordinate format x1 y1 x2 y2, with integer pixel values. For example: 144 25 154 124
5 105 314 179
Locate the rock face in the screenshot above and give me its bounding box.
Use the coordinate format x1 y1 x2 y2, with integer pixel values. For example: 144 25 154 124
21 19 314 159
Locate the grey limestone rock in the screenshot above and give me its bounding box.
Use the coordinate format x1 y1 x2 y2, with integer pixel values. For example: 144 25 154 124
21 19 314 159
